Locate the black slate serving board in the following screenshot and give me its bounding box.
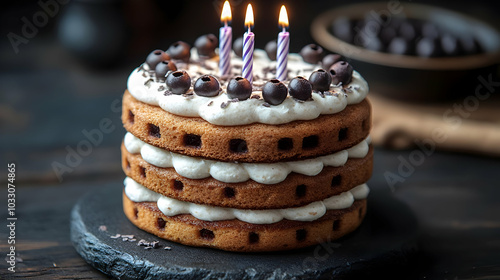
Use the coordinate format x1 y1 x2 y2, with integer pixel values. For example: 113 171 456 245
71 183 418 279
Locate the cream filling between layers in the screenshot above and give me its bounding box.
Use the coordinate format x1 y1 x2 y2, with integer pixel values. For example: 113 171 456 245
124 132 371 184
124 177 369 224
127 49 369 126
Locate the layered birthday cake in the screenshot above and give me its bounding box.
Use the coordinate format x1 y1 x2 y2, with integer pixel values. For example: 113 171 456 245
121 36 372 252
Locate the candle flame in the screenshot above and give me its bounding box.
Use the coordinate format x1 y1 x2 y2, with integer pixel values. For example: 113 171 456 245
245 4 254 28
221 1 232 23
278 5 288 27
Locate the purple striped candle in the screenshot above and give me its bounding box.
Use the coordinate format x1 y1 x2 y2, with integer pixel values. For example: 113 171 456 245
242 4 255 84
219 1 232 76
242 31 254 84
276 5 289 81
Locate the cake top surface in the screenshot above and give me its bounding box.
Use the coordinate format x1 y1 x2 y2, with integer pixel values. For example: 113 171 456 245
127 46 369 126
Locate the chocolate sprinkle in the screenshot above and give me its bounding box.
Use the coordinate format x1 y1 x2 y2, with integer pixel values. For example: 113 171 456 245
207 101 214 106
164 91 173 96
151 241 160 249
144 79 154 88
158 85 165 91
221 102 229 109
262 103 271 107
183 93 194 99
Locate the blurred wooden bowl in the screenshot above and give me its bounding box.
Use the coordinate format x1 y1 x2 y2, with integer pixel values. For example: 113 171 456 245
311 2 500 102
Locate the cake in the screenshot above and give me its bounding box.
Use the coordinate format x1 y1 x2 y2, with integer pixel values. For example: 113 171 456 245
121 36 372 252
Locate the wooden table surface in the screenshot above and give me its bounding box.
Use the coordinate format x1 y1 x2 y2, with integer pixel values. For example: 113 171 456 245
1 2 500 277
1 148 499 279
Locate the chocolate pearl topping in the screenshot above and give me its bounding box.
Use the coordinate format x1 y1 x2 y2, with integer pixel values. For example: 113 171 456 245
194 75 220 97
288 77 312 101
166 70 191 95
262 79 288 105
155 60 177 81
195 34 218 58
265 40 278 61
321 54 342 71
233 37 243 58
329 61 353 85
227 77 252 101
300 44 324 64
416 37 442 57
441 34 460 56
388 37 410 55
167 41 191 62
146 49 171 69
309 69 332 92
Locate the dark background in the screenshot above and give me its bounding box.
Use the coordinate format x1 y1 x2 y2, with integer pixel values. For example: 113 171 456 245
1 0 500 279
1 0 499 178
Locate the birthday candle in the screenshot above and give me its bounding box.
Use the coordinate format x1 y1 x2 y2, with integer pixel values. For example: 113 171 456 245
242 4 254 84
276 5 289 81
219 1 232 76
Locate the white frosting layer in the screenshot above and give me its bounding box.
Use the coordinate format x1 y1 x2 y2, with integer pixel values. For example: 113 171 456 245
124 177 369 224
124 132 370 184
127 49 369 126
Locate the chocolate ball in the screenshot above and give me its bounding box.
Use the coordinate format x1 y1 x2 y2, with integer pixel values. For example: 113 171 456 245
167 41 191 62
329 61 353 85
459 36 482 55
360 35 383 52
441 34 460 56
262 79 288 105
416 37 442 57
309 69 332 92
166 70 191 95
299 44 324 64
233 37 243 57
146 49 171 69
155 60 177 81
398 21 416 42
379 26 397 46
388 37 410 55
227 77 252 100
288 77 312 101
332 16 353 43
194 75 220 97
195 34 218 58
322 54 342 71
265 40 277 61
421 23 440 40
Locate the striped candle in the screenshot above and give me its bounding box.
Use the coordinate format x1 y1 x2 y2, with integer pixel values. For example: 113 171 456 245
242 4 255 84
276 5 289 81
219 1 232 76
276 31 289 81
242 31 254 84
219 26 232 76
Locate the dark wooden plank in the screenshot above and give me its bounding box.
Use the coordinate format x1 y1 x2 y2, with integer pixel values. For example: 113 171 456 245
0 181 114 279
